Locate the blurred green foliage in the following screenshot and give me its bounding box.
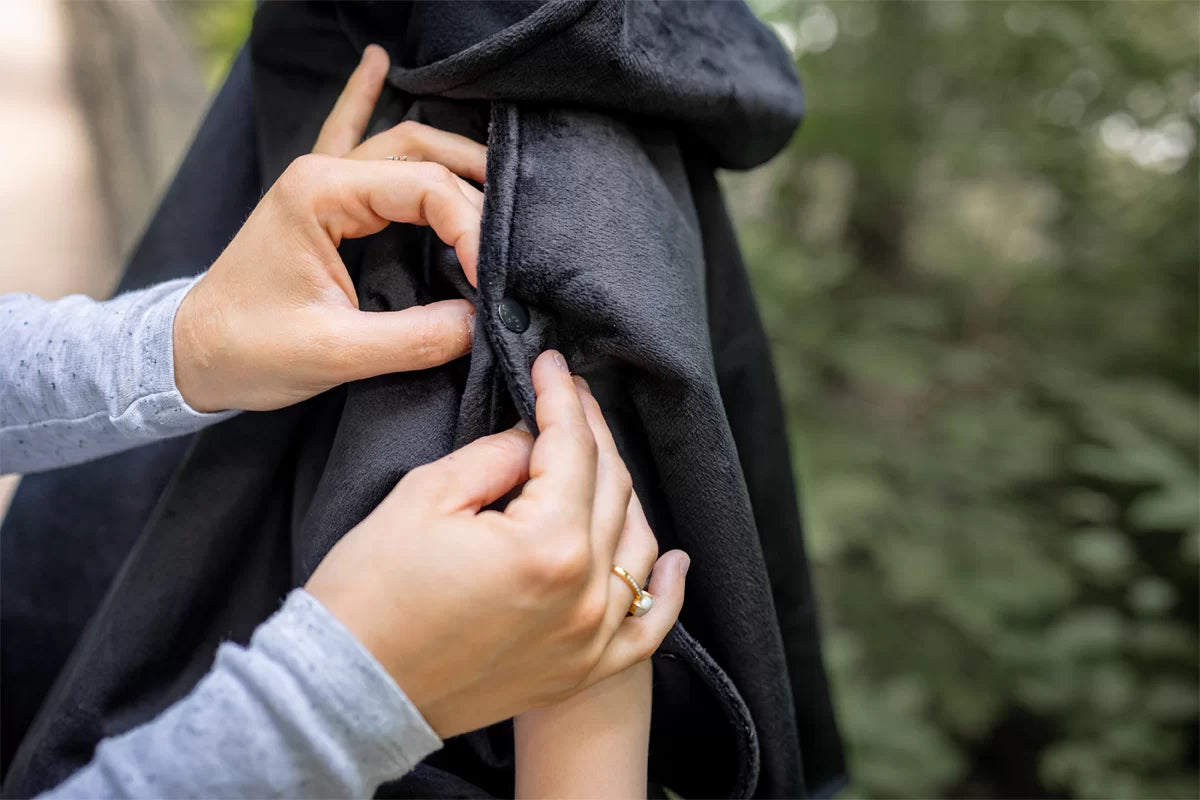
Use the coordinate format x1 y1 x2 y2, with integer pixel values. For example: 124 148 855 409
730 2 1198 797
175 0 254 89
182 2 1198 797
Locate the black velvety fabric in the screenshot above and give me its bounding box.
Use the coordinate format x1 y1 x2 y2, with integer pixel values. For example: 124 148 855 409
1 2 845 798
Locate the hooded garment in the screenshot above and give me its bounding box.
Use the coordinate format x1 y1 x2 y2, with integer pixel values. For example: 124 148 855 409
2 2 845 797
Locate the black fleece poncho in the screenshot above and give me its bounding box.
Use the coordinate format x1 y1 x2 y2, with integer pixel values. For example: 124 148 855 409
2 2 845 797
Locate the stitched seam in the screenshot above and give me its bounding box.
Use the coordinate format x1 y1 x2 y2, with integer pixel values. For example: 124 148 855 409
667 623 761 797
484 106 515 379
486 104 538 425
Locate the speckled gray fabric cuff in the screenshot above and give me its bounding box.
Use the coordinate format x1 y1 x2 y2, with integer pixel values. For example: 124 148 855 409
1 276 235 474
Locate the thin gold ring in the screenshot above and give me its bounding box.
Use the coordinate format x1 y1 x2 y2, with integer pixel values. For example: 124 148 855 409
611 565 654 617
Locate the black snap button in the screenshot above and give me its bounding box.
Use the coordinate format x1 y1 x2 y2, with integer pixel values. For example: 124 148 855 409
498 297 530 333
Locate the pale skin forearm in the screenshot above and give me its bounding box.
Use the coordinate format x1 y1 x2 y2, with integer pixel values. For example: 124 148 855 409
515 660 653 798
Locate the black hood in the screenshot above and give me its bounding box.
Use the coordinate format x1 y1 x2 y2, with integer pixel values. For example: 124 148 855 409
326 0 805 169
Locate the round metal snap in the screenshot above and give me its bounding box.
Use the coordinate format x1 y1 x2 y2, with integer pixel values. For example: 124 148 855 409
497 297 530 333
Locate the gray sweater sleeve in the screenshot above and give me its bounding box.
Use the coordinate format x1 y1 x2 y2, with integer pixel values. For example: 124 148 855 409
0 277 236 475
41 590 443 799
5 284 444 794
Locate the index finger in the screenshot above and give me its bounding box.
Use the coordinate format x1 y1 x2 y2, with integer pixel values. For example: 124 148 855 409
348 120 488 184
295 156 481 285
507 351 598 530
312 44 389 156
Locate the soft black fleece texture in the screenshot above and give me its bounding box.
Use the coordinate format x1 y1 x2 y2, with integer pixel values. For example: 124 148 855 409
1 2 844 797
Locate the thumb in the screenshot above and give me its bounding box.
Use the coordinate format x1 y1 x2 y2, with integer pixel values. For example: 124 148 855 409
334 299 475 382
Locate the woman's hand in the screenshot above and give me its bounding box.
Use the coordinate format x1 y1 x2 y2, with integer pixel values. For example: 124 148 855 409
305 351 690 738
173 45 486 413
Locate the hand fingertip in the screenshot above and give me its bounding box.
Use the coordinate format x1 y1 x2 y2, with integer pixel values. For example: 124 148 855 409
363 43 386 62
360 45 390 81
532 349 567 378
430 298 473 316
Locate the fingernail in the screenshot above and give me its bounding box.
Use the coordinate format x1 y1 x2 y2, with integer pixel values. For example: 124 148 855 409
552 351 569 373
466 312 476 345
514 419 530 433
679 554 691 576
572 375 591 394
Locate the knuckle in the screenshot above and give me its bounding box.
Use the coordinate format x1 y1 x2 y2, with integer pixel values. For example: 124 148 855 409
395 119 427 141
560 539 593 580
570 593 608 635
417 160 455 185
646 534 660 566
277 155 324 208
525 539 591 589
410 313 445 363
562 421 598 460
284 153 323 184
612 464 633 500
635 522 660 565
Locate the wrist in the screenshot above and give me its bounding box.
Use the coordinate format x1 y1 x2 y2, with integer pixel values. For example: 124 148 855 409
172 277 226 413
304 575 450 736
